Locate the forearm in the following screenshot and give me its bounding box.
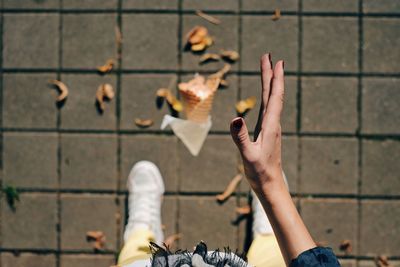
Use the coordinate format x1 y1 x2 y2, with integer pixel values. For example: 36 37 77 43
254 179 316 266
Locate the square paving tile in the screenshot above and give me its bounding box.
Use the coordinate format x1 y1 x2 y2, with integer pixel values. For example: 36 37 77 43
242 16 298 72
302 17 358 73
2 193 58 249
3 14 59 68
62 14 117 69
122 14 178 70
1 253 57 267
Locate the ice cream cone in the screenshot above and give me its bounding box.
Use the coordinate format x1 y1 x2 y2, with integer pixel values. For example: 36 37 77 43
179 88 215 123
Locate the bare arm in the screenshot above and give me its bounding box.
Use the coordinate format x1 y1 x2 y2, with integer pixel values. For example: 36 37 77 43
230 54 316 266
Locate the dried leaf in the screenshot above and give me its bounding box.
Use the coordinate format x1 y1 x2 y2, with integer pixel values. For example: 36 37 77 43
96 84 115 112
209 64 231 80
199 53 220 64
376 255 393 267
86 231 106 251
135 118 154 128
236 205 251 215
216 174 243 202
164 233 182 248
49 79 69 102
156 88 183 112
236 96 257 115
272 9 281 21
195 10 221 25
2 185 20 211
186 26 213 52
97 59 115 74
220 50 240 62
339 239 352 254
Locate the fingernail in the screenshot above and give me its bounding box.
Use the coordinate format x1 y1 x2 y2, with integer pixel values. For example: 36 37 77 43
232 118 243 130
282 60 285 70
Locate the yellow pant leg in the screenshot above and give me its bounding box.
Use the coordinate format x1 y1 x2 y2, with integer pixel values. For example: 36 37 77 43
247 234 286 267
117 228 154 266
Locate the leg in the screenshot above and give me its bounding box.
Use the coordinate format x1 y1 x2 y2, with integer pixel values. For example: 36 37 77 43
118 161 165 266
246 173 288 267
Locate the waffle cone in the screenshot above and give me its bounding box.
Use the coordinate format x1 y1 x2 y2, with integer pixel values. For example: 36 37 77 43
179 89 215 123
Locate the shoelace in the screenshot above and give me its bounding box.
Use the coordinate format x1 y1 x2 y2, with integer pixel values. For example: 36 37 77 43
128 190 161 226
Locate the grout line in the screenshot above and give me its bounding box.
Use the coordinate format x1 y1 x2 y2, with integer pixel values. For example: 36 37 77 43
296 0 303 200
56 0 63 266
115 0 123 258
1 8 400 18
0 0 4 254
356 0 364 262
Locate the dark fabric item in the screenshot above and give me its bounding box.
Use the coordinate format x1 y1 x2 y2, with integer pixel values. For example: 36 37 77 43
290 247 341 267
150 242 249 267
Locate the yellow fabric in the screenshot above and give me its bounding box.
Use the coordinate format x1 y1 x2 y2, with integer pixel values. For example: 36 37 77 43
247 234 286 267
118 228 154 266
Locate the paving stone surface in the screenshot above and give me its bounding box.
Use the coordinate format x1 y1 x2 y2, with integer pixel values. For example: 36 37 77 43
303 17 358 73
300 137 358 194
2 73 58 129
1 0 400 263
361 78 400 134
1 253 57 267
301 77 358 133
1 193 58 249
360 200 400 256
3 14 59 68
3 133 58 189
301 199 358 256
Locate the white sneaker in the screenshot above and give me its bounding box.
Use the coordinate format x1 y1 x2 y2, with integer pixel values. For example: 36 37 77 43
123 161 165 244
251 171 288 236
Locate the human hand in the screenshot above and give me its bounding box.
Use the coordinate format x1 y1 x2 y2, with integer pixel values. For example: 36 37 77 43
230 54 285 195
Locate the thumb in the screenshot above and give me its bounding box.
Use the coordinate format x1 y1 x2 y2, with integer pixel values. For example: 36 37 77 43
230 117 251 153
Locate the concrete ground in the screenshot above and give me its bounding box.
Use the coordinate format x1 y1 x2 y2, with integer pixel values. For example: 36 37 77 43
1 0 400 266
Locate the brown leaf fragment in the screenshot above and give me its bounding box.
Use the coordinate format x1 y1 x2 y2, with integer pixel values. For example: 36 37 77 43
375 255 393 267
86 231 106 251
96 84 115 112
186 26 213 52
236 96 257 115
195 10 221 25
164 233 183 248
97 59 115 74
156 88 183 112
49 79 69 102
199 53 221 64
135 118 154 128
339 239 352 254
272 9 281 21
216 174 243 202
220 49 240 62
236 205 251 215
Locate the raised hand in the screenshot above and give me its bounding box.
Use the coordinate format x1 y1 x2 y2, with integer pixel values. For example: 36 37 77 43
230 54 285 194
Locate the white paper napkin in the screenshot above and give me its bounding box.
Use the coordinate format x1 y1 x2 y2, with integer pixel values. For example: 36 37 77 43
161 115 212 156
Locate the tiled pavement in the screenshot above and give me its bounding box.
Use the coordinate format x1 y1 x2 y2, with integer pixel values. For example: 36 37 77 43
1 0 400 266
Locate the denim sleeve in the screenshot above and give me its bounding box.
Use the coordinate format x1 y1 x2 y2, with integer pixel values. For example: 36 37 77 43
289 247 341 267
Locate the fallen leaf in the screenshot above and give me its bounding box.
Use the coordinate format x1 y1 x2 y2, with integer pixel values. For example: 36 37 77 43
375 255 393 267
220 49 240 62
199 53 220 64
195 10 221 25
2 185 20 211
49 79 69 102
156 88 183 112
272 9 281 21
236 96 257 115
236 205 251 215
96 84 115 112
216 174 243 202
209 64 231 80
164 233 182 248
186 26 213 52
86 231 106 251
97 59 115 74
339 239 352 254
135 118 154 128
